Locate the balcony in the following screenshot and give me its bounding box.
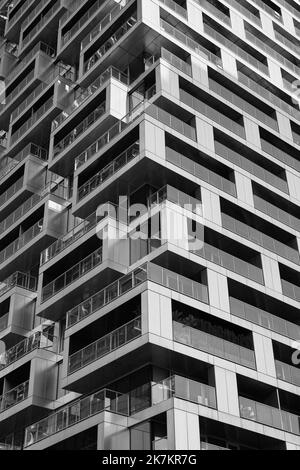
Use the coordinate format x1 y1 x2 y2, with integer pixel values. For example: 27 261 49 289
0 272 37 299
275 360 300 388
77 141 139 202
230 297 300 342
151 374 217 409
0 330 57 371
222 0 261 26
173 321 256 369
254 194 300 233
0 143 48 183
222 212 299 264
0 380 29 413
83 15 138 75
53 66 128 131
0 176 23 209
5 0 41 41
0 219 44 266
161 47 192 77
66 262 209 329
158 0 187 19
281 278 300 303
53 101 106 158
41 247 103 303
0 313 9 334
240 396 300 435
80 0 132 50
24 388 129 447
166 147 236 196
199 0 231 26
68 317 142 375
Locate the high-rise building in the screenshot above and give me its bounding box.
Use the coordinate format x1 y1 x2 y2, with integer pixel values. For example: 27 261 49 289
0 0 299 451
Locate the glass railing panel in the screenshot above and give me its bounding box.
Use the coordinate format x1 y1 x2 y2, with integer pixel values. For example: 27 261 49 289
11 98 54 144
0 313 9 333
68 317 142 374
161 47 192 76
0 219 44 265
0 271 37 298
159 0 187 18
275 360 300 387
0 176 24 207
24 388 129 446
173 321 256 369
21 0 61 48
41 247 103 302
0 380 29 412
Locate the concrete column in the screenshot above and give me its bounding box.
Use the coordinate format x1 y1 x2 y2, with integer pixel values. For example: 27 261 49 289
167 408 201 450
220 50 238 80
195 117 215 152
286 170 300 202
277 112 293 141
201 187 222 226
261 255 282 294
191 56 209 88
141 290 173 341
253 332 276 378
244 117 261 148
235 172 254 207
207 269 230 313
140 119 166 160
214 366 240 417
157 63 180 100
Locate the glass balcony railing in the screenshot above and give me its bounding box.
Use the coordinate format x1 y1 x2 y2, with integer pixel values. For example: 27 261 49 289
274 29 300 56
78 142 139 201
0 331 57 371
0 271 37 299
60 0 85 26
275 360 300 387
160 18 223 69
250 0 282 22
4 69 35 108
215 140 289 194
0 143 48 182
222 212 299 264
0 176 24 208
198 0 231 25
230 297 300 342
41 247 103 302
161 47 192 76
68 317 142 374
6 42 56 86
0 380 29 413
151 374 217 409
53 67 128 130
166 147 236 196
253 194 300 233
67 263 209 328
0 182 68 235
201 442 230 450
24 388 129 447
192 240 264 284
53 101 106 158
21 0 61 49
0 432 23 450
7 0 34 28
0 313 9 333
0 219 44 265
261 137 300 174
146 104 197 141
240 396 300 435
204 22 269 75
11 97 54 145
21 0 51 30
158 0 187 18
281 278 300 303
180 88 246 139
147 185 202 216
173 321 256 369
84 15 138 74
81 0 131 50
222 0 261 25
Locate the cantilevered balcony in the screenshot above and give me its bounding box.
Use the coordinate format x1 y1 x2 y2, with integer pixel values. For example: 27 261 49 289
173 321 256 370
229 297 300 342
5 0 41 42
19 0 69 55
240 396 300 435
66 263 208 330
0 380 29 413
0 143 48 183
24 388 129 448
0 272 37 300
68 317 142 375
0 329 57 372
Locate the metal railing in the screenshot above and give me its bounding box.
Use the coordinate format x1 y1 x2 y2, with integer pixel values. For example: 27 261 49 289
53 67 128 130
84 16 138 73
151 374 217 408
0 175 23 207
199 0 231 25
21 0 61 49
166 147 236 196
53 101 106 157
147 185 202 216
161 18 223 68
41 247 103 302
0 219 44 265
4 69 35 108
222 0 261 25
229 296 300 341
66 263 209 329
21 0 51 30
261 137 300 173
0 380 29 412
78 141 139 201
0 331 57 371
173 321 256 369
11 97 54 145
222 212 299 264
0 143 48 182
24 388 129 447
146 103 197 140
68 317 142 374
275 360 300 387
81 0 131 50
240 396 300 435
0 271 37 299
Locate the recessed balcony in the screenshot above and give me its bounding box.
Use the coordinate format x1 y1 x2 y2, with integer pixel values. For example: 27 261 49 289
275 360 300 388
0 380 29 413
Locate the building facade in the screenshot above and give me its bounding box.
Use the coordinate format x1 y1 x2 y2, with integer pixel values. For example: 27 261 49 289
0 0 299 451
